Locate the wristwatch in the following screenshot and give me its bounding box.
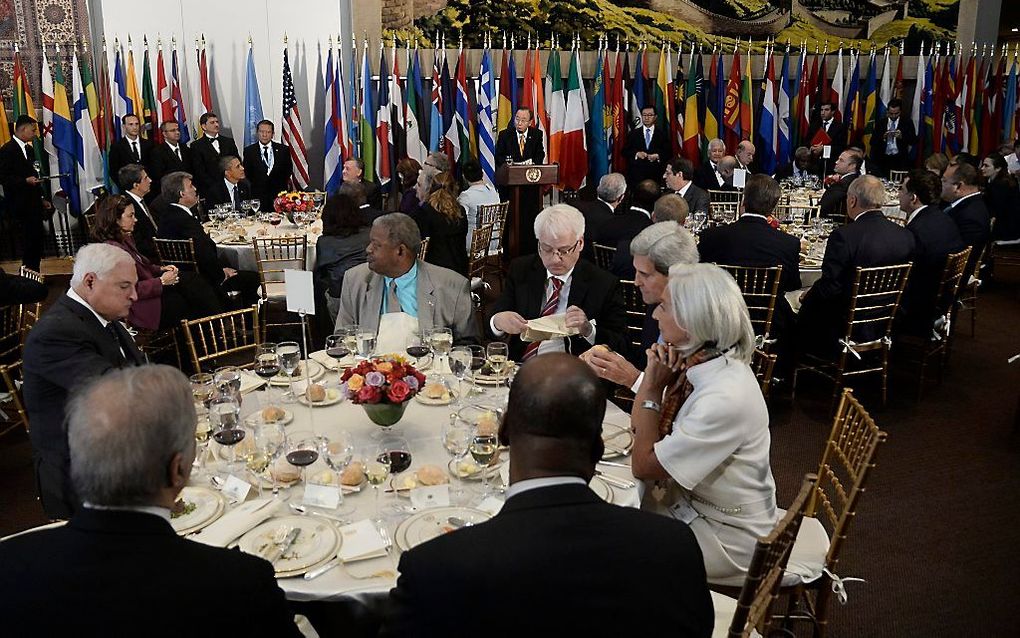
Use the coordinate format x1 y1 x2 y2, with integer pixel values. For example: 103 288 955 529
640 400 661 413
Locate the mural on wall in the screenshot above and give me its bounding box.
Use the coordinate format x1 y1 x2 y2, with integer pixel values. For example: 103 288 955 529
385 0 962 53
0 0 92 103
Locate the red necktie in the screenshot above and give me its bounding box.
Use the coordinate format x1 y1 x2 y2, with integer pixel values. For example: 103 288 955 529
521 277 563 361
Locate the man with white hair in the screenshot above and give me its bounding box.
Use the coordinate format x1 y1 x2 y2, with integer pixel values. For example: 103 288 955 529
798 175 915 355
576 172 627 259
693 138 726 190
735 140 759 175
585 221 699 387
490 204 627 361
0 366 304 636
23 243 146 519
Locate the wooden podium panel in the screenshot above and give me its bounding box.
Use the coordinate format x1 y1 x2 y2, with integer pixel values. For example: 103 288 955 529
495 164 559 259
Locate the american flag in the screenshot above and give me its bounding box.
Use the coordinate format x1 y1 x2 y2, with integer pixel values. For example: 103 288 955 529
281 46 310 188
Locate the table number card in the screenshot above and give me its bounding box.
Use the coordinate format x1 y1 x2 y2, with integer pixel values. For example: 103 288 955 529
222 475 252 502
303 483 341 510
284 269 315 315
822 145 832 159
733 168 747 189
410 484 450 510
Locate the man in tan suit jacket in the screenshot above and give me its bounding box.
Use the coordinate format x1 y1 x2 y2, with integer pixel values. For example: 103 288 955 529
335 213 479 344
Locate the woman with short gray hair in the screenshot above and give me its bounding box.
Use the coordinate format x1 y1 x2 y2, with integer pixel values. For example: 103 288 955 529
630 262 777 586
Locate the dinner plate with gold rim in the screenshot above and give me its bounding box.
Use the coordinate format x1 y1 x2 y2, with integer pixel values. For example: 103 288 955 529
447 457 505 481
588 475 614 504
237 515 342 578
394 507 492 552
172 486 226 535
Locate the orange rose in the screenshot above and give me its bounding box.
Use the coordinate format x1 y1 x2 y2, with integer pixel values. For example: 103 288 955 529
376 362 393 374
346 374 365 391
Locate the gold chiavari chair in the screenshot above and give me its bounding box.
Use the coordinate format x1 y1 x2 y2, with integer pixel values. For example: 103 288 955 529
720 265 783 351
180 305 261 373
709 201 740 225
888 169 909 184
477 201 510 279
154 238 199 272
953 242 990 338
778 389 888 638
0 304 22 363
0 360 29 437
751 349 778 400
17 266 45 346
81 212 97 239
608 280 647 410
793 263 912 408
468 224 495 335
592 243 617 271
709 189 743 205
774 203 821 225
711 474 816 638
252 235 309 339
417 236 431 261
896 247 971 399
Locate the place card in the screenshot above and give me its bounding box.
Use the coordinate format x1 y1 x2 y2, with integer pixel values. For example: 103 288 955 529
284 269 315 314
303 483 341 510
822 145 832 159
410 484 450 510
222 475 252 502
733 168 747 189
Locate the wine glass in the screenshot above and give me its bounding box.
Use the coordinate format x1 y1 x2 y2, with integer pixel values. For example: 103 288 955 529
442 414 472 505
449 346 472 407
240 199 252 217
251 421 287 496
486 342 509 386
276 341 301 403
253 343 279 408
405 330 431 368
285 431 320 488
340 324 359 358
428 327 453 370
210 388 244 475
466 345 485 397
213 366 242 403
324 334 352 387
378 435 412 474
363 446 392 528
320 430 355 515
190 372 215 413
355 327 376 361
193 412 211 471
250 199 262 215
469 432 499 500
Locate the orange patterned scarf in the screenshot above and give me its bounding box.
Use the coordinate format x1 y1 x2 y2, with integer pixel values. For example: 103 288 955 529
657 344 725 439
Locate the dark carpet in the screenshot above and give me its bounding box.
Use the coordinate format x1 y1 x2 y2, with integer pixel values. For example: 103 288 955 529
2 268 1018 636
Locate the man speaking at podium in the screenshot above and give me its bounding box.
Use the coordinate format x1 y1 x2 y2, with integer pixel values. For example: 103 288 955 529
496 107 545 256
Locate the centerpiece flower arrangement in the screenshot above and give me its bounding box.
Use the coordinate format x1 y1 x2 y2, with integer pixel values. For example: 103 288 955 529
341 356 426 427
273 191 318 215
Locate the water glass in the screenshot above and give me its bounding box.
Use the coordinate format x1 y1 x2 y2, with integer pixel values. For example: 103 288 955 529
355 328 377 361
449 346 472 405
276 341 302 403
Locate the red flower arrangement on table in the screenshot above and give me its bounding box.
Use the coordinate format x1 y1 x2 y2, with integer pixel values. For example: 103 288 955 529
273 191 317 214
341 356 427 405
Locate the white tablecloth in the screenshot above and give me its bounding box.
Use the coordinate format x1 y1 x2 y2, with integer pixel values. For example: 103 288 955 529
212 219 319 273
192 372 639 602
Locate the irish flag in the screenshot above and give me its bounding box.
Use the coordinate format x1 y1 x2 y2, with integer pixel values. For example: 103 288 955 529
560 47 588 190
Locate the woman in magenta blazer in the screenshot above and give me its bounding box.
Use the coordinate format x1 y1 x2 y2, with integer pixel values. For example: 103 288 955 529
90 195 221 330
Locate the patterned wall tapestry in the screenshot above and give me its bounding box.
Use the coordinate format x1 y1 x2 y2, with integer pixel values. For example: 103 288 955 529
0 0 93 103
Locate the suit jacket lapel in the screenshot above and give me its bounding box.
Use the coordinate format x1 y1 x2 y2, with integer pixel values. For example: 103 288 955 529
525 257 548 318
59 296 124 364
363 270 385 333
566 261 590 308
415 262 437 330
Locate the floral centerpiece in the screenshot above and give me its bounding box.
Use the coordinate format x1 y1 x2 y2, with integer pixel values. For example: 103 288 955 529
273 191 319 225
341 356 426 427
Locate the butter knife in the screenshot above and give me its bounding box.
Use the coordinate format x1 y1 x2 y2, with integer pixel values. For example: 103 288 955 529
595 470 636 490
264 528 301 565
304 556 341 580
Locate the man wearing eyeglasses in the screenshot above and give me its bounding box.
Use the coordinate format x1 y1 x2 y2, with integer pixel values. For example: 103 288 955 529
489 204 628 362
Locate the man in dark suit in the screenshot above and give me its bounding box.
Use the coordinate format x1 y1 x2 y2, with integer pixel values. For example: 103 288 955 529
494 107 546 255
941 162 991 277
0 365 303 637
489 204 628 361
775 146 819 181
819 149 863 220
664 156 710 217
735 140 761 176
155 171 260 306
798 175 915 356
807 102 847 167
0 116 52 270
341 157 382 210
0 266 47 306
870 99 916 177
595 177 654 248
189 112 239 198
107 114 154 185
242 119 292 211
117 164 160 262
384 353 714 638
148 120 193 198
574 172 627 261
896 169 966 335
693 137 726 190
22 243 145 519
623 106 671 186
203 155 253 210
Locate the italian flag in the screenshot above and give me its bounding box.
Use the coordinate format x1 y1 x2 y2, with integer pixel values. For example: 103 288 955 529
546 48 564 168
560 47 588 191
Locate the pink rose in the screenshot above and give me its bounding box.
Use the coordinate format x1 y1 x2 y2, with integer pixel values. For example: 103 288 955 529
356 385 381 404
387 379 411 403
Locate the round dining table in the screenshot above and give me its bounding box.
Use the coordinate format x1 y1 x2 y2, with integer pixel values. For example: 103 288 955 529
186 358 640 603
210 217 321 273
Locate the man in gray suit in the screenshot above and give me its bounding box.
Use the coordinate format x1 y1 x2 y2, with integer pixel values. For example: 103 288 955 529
335 213 479 344
664 157 710 218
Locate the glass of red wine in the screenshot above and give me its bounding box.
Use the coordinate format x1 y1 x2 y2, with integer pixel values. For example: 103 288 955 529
209 388 244 476
285 431 321 488
324 334 351 387
253 343 279 409
405 330 431 369
377 435 413 474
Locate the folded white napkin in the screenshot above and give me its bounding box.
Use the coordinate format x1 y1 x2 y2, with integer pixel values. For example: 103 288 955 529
309 349 344 371
522 313 578 343
338 520 389 562
239 371 268 394
191 498 280 547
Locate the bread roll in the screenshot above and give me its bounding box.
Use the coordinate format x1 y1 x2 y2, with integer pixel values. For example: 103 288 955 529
423 382 450 401
476 410 499 436
416 464 448 486
340 461 365 486
271 456 301 482
261 406 286 422
305 383 326 402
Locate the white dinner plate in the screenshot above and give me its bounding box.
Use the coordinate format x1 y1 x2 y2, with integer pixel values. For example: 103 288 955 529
472 362 516 386
447 456 505 481
243 407 294 427
588 475 614 504
237 515 342 578
601 422 633 459
271 360 326 386
394 507 491 552
296 387 344 407
171 486 226 535
414 387 457 406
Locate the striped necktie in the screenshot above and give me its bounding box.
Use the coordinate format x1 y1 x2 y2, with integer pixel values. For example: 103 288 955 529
521 277 563 361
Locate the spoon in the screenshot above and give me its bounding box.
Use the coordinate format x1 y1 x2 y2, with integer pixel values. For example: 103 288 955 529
289 503 347 524
447 516 474 529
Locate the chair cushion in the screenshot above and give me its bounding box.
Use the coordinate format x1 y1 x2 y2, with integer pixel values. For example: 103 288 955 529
783 515 829 587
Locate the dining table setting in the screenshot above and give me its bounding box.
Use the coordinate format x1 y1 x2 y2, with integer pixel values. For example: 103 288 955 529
178 343 641 603
207 203 323 273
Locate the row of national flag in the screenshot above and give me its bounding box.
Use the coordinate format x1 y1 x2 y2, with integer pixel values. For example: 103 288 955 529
13 38 1020 216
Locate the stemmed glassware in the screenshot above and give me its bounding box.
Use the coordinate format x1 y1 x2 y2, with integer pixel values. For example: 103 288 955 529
469 431 499 500
485 342 509 386
210 386 244 475
355 327 377 361
189 373 214 469
324 334 352 387
466 345 485 396
240 199 252 217
284 431 320 488
213 366 242 403
320 430 355 515
449 346 472 406
405 330 431 368
250 421 287 496
364 446 392 529
253 343 279 409
276 341 301 403
428 327 453 371
250 199 262 215
442 414 472 505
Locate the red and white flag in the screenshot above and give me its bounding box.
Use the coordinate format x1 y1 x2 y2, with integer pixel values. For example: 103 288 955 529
281 46 309 188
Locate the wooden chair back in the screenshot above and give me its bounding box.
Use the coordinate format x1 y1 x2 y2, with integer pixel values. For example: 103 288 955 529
843 263 912 346
417 236 430 261
934 247 972 334
709 189 743 204
709 201 740 225
180 305 261 373
888 169 909 183
0 360 29 437
751 349 778 399
476 201 509 253
619 280 646 355
82 212 97 238
154 238 199 272
727 474 816 638
468 224 494 281
720 265 783 346
17 266 45 346
774 203 821 224
252 236 308 298
592 242 617 271
0 305 22 363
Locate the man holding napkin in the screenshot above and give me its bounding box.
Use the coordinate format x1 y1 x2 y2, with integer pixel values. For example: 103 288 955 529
489 204 628 362
0 365 303 636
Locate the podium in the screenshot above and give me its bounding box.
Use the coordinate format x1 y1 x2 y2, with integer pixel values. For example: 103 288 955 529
495 163 559 259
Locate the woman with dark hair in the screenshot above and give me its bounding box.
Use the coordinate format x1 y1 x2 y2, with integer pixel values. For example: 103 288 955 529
980 152 1020 242
396 157 422 216
315 193 371 319
90 195 221 330
415 171 468 276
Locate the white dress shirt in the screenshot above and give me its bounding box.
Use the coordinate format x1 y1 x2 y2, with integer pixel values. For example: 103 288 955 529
946 191 981 210
489 267 596 355
505 476 587 500
260 143 274 172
